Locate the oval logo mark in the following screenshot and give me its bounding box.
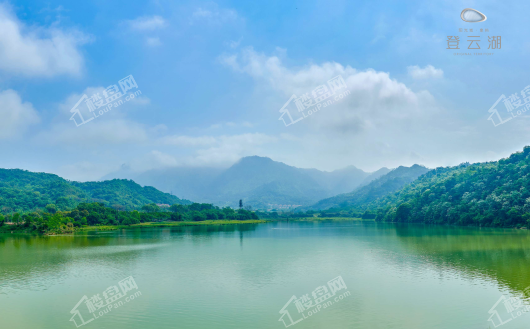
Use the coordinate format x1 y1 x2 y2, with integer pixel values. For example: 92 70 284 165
461 8 487 23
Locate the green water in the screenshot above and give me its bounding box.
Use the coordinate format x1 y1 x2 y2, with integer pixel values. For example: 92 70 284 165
2 220 530 329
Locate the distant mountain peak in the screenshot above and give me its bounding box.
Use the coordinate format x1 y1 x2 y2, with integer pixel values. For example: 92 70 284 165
237 156 275 164
333 165 360 172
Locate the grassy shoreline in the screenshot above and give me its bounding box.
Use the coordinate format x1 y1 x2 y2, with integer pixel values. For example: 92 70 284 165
269 217 365 221
77 219 268 231
0 218 367 235
74 217 367 231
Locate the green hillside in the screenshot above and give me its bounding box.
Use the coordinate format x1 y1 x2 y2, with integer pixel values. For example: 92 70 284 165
72 179 189 210
0 169 190 213
373 146 530 227
308 164 429 210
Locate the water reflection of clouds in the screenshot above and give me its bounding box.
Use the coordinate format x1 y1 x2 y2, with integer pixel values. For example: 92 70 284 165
67 243 169 256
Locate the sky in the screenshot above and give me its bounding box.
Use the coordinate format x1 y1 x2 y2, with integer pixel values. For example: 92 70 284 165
1 0 530 181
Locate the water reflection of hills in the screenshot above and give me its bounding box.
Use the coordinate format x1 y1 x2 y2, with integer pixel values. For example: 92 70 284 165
0 223 260 293
391 224 530 296
5 221 530 299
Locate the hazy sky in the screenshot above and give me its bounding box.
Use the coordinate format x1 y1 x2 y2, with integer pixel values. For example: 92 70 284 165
1 0 529 181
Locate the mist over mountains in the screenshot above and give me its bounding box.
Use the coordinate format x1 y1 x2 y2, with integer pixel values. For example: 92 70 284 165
103 156 392 209
306 164 430 211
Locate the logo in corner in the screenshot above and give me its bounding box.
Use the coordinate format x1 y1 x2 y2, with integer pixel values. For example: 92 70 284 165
461 8 487 23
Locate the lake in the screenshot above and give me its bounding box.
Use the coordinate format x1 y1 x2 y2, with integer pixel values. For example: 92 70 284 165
1 220 530 329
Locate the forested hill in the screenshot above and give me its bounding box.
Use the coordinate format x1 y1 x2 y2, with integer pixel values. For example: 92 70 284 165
373 146 530 227
308 165 429 210
0 169 190 213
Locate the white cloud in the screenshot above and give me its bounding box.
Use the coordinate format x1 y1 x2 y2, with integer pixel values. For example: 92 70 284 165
0 89 40 139
0 4 87 77
106 133 279 174
57 161 116 182
58 87 106 116
227 37 242 48
407 65 444 79
160 135 218 147
221 47 436 134
58 86 150 118
36 119 149 146
150 124 168 134
126 16 167 31
36 86 152 147
124 150 180 173
158 133 278 167
215 47 494 172
191 133 277 166
208 121 253 129
190 5 238 25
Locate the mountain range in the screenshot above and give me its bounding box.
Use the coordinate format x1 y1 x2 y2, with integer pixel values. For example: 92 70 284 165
3 145 530 228
103 156 393 209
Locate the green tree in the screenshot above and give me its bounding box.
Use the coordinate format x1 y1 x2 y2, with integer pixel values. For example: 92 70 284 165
141 203 160 213
121 216 139 226
170 212 182 221
204 210 218 220
12 213 21 225
191 211 206 221
45 204 57 214
47 213 64 232
395 203 412 222
170 204 185 213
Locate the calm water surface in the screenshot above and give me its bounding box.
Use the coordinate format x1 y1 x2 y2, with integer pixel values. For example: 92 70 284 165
2 220 530 329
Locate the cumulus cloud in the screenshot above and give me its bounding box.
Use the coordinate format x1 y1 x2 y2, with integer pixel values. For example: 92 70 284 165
407 65 444 79
0 4 87 77
36 86 151 147
0 89 40 139
220 47 436 134
214 46 488 172
126 16 167 31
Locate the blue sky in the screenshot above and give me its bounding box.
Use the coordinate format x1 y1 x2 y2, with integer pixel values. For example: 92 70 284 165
1 0 530 181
